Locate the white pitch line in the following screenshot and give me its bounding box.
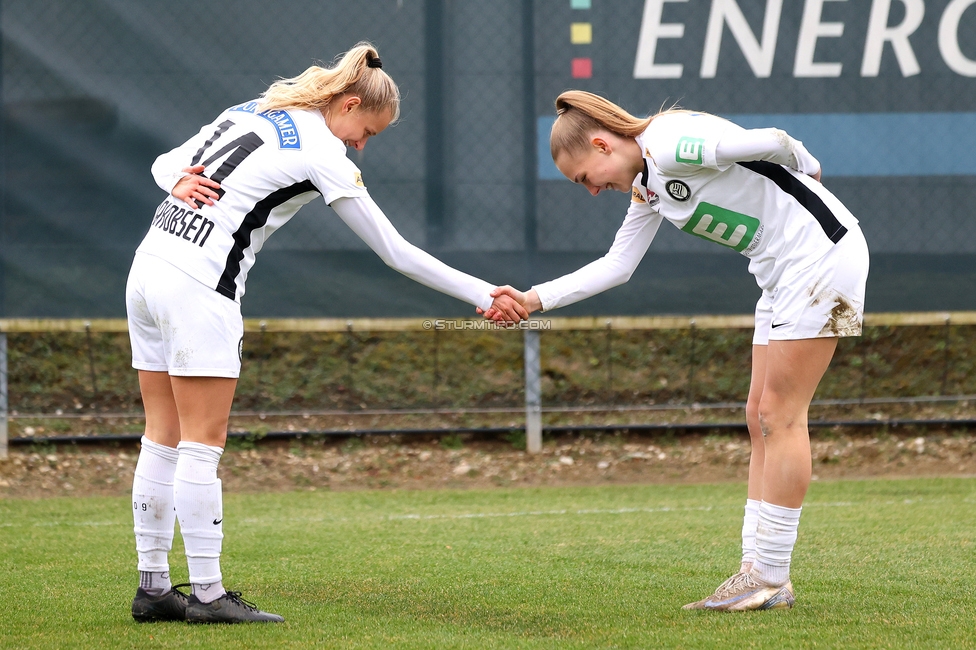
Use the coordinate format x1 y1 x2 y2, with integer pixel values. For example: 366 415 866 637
32 520 123 527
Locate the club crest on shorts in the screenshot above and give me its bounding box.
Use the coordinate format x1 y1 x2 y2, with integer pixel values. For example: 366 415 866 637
666 180 691 201
238 336 244 361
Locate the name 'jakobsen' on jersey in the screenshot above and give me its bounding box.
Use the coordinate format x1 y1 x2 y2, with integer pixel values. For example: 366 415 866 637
151 199 215 248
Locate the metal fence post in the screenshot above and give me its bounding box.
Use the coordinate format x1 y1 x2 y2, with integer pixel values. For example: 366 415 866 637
84 321 98 400
254 320 268 403
605 320 613 401
345 320 356 398
0 333 7 459
524 328 542 453
687 319 697 404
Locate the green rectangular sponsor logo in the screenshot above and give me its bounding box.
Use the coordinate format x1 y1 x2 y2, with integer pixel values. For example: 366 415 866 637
675 136 705 164
681 202 760 252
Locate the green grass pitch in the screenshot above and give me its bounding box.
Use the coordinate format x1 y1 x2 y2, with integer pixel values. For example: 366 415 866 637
1 478 974 649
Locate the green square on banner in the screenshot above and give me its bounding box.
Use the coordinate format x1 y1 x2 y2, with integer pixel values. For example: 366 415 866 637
571 0 591 9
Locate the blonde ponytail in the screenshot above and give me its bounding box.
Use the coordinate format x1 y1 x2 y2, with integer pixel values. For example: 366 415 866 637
550 90 653 160
259 41 400 120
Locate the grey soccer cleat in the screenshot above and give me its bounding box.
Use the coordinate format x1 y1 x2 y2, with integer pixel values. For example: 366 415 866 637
131 583 190 622
699 571 794 611
185 590 284 623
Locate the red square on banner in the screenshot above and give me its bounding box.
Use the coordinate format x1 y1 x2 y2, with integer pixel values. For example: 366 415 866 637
571 57 592 78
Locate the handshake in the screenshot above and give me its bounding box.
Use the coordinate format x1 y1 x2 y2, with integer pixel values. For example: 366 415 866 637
476 286 543 323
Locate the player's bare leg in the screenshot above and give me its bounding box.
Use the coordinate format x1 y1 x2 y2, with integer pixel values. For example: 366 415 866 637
141 370 182 447
698 338 836 611
131 371 187 622
756 338 835 508
683 346 768 610
742 344 768 572
169 376 236 447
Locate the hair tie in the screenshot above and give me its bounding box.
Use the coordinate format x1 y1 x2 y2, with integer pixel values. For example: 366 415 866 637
366 55 383 69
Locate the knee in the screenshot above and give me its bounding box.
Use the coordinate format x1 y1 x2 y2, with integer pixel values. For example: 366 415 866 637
757 396 783 438
746 397 761 427
746 398 763 441
757 409 774 439
757 395 800 438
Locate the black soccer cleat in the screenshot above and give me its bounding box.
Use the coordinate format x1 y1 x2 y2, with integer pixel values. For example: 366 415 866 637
185 590 284 624
131 583 190 623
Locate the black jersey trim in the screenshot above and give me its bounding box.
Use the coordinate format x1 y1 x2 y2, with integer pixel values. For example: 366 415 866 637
736 161 847 244
640 158 649 190
215 180 319 300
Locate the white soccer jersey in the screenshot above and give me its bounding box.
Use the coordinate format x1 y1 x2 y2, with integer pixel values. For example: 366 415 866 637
533 112 860 311
138 101 495 310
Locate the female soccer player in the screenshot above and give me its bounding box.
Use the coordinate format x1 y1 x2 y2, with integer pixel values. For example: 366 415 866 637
486 91 869 611
128 42 527 624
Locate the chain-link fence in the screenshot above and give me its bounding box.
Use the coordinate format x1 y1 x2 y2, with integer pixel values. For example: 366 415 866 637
2 0 974 319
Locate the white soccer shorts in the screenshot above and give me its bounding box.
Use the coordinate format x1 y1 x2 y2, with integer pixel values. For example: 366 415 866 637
753 225 869 345
126 252 244 378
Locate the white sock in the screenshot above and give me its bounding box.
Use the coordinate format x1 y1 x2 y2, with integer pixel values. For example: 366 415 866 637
174 441 226 601
752 501 802 586
133 436 179 589
192 581 226 604
740 499 761 570
139 571 172 596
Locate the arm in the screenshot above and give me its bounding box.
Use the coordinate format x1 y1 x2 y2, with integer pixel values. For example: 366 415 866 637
715 125 821 177
330 196 527 319
529 205 663 312
151 129 222 210
151 135 208 195
652 113 821 179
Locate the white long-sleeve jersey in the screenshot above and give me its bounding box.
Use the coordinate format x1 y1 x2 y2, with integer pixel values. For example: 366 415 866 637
138 101 495 311
533 112 860 312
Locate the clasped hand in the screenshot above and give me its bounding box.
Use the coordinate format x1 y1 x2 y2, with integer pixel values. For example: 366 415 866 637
477 287 543 323
172 165 222 209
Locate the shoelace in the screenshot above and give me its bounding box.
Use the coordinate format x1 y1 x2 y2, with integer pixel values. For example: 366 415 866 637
170 583 191 595
705 572 743 600
712 573 741 592
224 591 260 612
713 572 759 599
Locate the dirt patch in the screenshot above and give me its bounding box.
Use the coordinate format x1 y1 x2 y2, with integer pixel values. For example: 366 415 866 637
3 428 975 500
819 294 862 337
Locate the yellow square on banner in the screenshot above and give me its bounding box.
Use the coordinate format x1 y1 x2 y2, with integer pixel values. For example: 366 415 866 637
570 23 592 44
